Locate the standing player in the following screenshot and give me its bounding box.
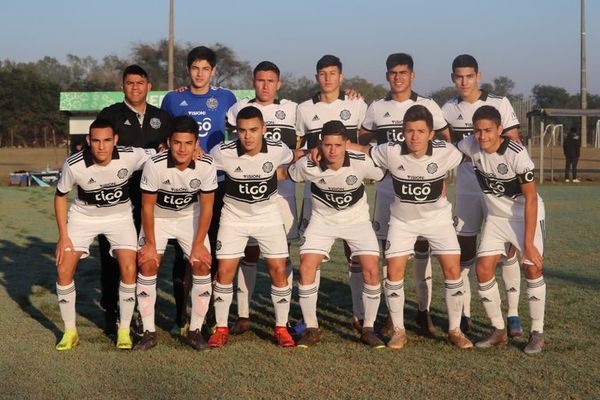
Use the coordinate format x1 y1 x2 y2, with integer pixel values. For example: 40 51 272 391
161 46 237 334
457 106 546 354
207 106 299 348
360 53 450 335
284 121 385 348
442 54 523 335
54 118 154 350
225 61 299 334
296 54 368 330
350 105 472 350
96 65 171 335
133 116 217 351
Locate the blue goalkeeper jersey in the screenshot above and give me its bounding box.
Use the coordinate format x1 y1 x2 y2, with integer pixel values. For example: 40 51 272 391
161 86 237 152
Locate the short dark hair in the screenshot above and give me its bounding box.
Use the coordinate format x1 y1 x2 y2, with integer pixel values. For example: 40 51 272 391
452 54 479 73
89 118 116 136
386 53 414 71
254 61 280 78
187 46 216 69
321 120 348 140
472 105 501 126
316 55 342 72
403 105 433 131
169 116 199 139
237 106 264 125
122 64 148 82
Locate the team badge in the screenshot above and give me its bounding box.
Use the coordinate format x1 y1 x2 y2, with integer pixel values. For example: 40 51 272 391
275 110 286 120
206 97 219 110
497 163 509 175
339 109 351 121
216 240 222 251
385 240 391 251
346 175 358 185
150 117 161 129
372 221 380 231
138 237 146 247
426 163 438 174
117 168 129 179
262 162 274 173
190 179 201 189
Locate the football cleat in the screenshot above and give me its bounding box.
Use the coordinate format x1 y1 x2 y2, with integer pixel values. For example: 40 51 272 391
274 326 295 347
208 327 229 348
507 316 524 338
448 328 474 349
296 328 321 348
360 328 385 349
524 331 544 355
460 316 473 333
170 321 189 337
116 328 133 350
475 328 508 348
289 319 307 336
416 310 436 336
187 329 209 351
379 314 394 338
56 328 80 351
352 316 363 334
231 317 250 335
133 330 157 351
387 327 408 350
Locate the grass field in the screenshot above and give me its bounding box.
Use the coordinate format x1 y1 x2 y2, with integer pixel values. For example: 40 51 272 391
1 183 599 399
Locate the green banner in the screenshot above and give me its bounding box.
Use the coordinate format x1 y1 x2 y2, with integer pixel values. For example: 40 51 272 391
60 89 254 111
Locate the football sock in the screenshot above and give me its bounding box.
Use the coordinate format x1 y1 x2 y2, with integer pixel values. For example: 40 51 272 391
136 274 157 332
478 277 505 330
236 259 257 318
362 283 381 329
118 281 136 329
460 257 475 318
414 251 432 311
348 261 365 320
213 282 234 328
56 281 76 330
526 276 546 333
384 279 405 330
502 254 521 318
271 284 292 327
445 278 465 331
298 282 319 328
190 274 212 331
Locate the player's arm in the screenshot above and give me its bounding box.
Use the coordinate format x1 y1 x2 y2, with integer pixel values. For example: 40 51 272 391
358 127 375 145
436 126 451 142
139 191 159 268
520 178 542 268
190 191 214 268
54 193 73 266
503 127 521 143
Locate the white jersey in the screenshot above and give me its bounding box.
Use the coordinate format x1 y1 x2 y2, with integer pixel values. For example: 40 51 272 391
57 146 154 217
227 97 298 197
457 135 540 220
362 91 448 196
287 151 384 225
210 138 293 226
442 91 520 195
369 140 463 224
140 151 218 219
296 93 367 148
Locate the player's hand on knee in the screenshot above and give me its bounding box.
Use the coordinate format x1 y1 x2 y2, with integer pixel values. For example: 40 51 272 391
522 245 543 269
189 244 212 268
55 236 74 266
138 245 159 268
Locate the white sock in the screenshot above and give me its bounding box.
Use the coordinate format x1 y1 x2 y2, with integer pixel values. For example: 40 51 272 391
445 279 465 331
298 282 319 328
384 279 405 330
136 274 157 332
213 282 234 328
236 259 257 319
286 258 294 288
413 251 432 311
502 254 521 318
118 282 136 329
362 283 381 329
478 278 505 330
526 276 546 333
190 274 212 331
56 281 76 330
271 284 292 327
460 257 475 318
348 261 365 320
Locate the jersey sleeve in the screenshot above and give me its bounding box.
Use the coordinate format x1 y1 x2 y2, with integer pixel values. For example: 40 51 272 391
278 143 294 166
427 99 449 131
133 147 157 171
56 160 75 195
209 145 224 170
513 147 536 183
160 93 175 117
224 89 238 111
226 102 238 128
363 155 385 181
198 155 219 192
140 160 159 193
356 99 368 128
295 106 307 138
287 158 306 183
457 135 476 158
361 102 377 131
499 97 520 132
368 143 390 170
445 143 465 170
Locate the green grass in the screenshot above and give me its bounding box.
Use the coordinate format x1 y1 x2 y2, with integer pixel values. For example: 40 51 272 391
1 184 599 399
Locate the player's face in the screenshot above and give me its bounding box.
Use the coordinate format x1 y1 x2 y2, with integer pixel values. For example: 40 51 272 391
122 74 151 106
316 66 343 94
403 120 434 156
168 132 197 166
237 117 267 155
254 70 281 104
452 67 480 99
188 60 215 91
87 128 118 166
320 134 347 165
387 65 414 95
474 118 503 153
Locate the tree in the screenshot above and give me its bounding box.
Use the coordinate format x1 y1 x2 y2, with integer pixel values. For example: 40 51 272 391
212 43 252 89
341 76 387 104
429 86 457 106
481 76 523 102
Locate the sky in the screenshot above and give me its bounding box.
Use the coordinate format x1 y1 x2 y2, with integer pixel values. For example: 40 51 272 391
1 0 599 97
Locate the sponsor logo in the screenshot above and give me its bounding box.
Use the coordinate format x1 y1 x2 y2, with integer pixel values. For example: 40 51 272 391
386 129 403 143
160 192 195 209
87 178 96 184
276 298 288 304
383 112 391 118
426 163 438 174
58 299 69 304
239 181 269 200
124 297 135 302
195 117 213 138
162 179 171 185
150 117 161 129
124 119 132 126
190 179 201 189
346 175 358 185
457 114 464 120
497 163 509 175
340 109 351 121
206 97 219 110
481 297 491 303
451 291 464 297
275 110 286 120
199 291 211 297
214 297 224 303
179 100 189 106
117 168 129 179
265 127 282 142
138 291 149 298
388 292 399 298
318 178 326 184
262 162 274 173
398 165 405 171
312 115 320 121
234 166 243 173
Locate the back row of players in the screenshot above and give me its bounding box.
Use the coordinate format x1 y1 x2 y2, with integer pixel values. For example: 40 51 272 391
53 47 546 354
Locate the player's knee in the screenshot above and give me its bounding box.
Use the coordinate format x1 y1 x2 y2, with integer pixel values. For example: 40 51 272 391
523 263 543 279
475 258 497 282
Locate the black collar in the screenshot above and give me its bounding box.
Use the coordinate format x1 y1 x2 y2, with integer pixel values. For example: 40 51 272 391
319 151 351 171
83 146 120 168
166 150 196 169
248 98 280 105
496 137 510 155
311 91 345 104
236 138 268 157
384 90 419 102
400 141 433 156
479 90 489 101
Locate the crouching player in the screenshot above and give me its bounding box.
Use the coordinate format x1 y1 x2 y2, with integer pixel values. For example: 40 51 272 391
134 116 217 351
284 120 385 348
54 118 154 350
458 106 546 354
352 105 473 350
207 106 300 348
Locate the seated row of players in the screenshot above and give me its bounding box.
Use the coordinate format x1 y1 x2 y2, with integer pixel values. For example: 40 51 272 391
53 47 546 354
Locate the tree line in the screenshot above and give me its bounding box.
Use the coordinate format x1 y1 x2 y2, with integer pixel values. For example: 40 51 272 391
0 40 598 147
